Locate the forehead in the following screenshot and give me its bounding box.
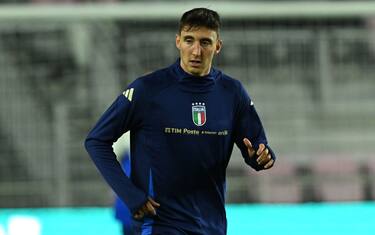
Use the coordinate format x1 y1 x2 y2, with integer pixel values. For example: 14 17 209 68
180 26 218 40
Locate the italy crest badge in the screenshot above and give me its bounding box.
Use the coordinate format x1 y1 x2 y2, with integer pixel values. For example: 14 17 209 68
192 103 206 126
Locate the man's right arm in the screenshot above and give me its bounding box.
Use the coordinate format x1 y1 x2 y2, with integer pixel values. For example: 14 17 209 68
84 91 148 214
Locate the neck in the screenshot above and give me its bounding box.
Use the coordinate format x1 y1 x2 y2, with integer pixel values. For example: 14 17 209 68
180 60 211 77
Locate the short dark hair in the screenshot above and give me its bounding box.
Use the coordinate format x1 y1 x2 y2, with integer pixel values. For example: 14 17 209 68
178 8 221 35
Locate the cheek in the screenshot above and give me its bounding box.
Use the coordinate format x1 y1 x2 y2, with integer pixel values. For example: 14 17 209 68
180 49 188 58
182 47 192 56
204 50 216 60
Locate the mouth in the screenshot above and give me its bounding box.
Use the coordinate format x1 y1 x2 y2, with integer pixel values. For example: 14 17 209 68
189 60 202 67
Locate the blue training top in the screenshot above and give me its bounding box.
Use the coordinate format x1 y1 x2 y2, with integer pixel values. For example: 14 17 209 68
114 152 133 231
85 59 276 235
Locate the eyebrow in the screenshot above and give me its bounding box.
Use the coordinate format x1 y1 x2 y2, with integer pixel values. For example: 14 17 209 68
183 35 213 43
183 35 194 40
201 38 213 43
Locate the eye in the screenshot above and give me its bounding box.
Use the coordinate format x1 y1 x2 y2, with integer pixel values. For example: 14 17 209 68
201 40 212 47
184 38 194 44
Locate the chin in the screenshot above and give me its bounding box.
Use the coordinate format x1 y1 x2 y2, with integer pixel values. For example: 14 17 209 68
189 70 203 76
193 65 206 72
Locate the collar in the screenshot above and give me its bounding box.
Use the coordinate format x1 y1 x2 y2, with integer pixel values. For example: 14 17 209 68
171 58 218 81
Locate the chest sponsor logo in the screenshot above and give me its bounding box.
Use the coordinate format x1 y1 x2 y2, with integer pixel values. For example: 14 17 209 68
192 103 206 126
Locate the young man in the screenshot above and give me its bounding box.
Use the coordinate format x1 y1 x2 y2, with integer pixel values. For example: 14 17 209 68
85 8 275 235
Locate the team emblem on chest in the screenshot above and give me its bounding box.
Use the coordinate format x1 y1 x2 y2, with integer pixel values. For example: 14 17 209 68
192 102 206 126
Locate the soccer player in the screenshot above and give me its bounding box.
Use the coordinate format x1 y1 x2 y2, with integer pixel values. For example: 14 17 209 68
85 7 275 235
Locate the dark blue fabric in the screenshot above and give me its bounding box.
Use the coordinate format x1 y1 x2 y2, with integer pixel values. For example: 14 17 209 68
85 59 275 235
114 153 135 234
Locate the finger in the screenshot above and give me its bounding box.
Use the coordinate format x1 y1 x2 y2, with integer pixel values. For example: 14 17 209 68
257 148 269 165
136 206 146 217
258 153 271 166
145 201 156 216
141 204 149 214
133 212 140 219
263 158 274 169
243 138 256 157
257 144 265 156
133 210 144 220
243 138 253 149
148 197 161 207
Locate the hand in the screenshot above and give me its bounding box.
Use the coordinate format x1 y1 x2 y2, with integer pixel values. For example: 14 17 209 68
243 138 274 169
133 197 160 220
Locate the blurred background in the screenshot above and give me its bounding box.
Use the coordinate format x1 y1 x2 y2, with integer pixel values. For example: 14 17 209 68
0 1 375 234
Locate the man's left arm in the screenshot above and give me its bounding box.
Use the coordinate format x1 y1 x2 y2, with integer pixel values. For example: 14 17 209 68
234 83 276 171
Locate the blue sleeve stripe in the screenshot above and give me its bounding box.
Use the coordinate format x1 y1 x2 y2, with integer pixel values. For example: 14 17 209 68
140 169 155 234
148 169 154 197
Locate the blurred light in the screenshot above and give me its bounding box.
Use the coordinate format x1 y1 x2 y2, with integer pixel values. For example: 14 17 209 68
8 216 41 235
0 225 5 235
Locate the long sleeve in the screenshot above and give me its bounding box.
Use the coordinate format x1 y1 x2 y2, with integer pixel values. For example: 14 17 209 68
233 82 276 171
84 88 148 213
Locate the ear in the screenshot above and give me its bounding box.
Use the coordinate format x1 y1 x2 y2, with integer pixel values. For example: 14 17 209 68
175 34 181 50
215 39 223 54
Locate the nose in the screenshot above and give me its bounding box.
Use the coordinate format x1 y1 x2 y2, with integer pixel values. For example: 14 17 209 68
191 42 201 56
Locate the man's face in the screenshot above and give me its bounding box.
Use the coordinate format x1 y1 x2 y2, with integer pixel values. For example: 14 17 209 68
176 26 222 77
